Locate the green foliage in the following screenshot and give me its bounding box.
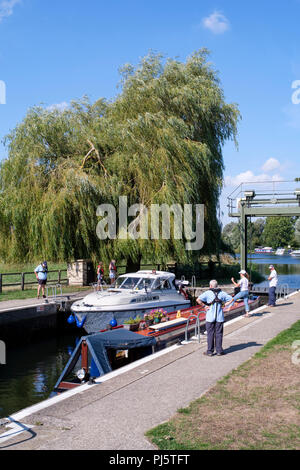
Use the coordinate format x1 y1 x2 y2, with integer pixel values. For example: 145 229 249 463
123 316 142 324
293 218 300 247
222 221 240 252
222 218 266 253
248 218 265 248
0 50 240 265
262 217 295 248
222 217 300 251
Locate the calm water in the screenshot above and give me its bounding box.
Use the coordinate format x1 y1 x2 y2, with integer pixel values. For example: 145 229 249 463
0 333 79 419
1 253 300 419
248 253 300 289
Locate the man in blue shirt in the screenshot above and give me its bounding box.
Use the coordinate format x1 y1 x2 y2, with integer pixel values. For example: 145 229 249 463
34 261 48 298
196 280 232 356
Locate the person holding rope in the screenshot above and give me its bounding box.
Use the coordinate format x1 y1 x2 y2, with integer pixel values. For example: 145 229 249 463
96 261 105 290
228 270 250 317
196 280 232 356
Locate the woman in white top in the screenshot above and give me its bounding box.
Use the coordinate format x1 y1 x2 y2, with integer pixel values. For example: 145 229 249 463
228 270 250 317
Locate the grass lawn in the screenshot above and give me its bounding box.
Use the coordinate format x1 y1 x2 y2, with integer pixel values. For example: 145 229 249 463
0 285 91 302
146 320 300 450
0 261 92 301
0 261 67 284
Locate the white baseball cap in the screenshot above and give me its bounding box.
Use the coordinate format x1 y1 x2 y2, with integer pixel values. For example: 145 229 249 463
269 265 274 269
239 270 247 274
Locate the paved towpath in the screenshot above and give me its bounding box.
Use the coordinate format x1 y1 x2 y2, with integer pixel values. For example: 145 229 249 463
1 291 299 450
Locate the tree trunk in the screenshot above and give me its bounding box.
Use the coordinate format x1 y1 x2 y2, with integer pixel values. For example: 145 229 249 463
126 255 142 273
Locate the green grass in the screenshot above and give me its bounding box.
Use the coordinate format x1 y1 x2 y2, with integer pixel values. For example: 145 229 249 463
0 261 93 301
146 320 300 450
0 285 91 302
0 261 67 286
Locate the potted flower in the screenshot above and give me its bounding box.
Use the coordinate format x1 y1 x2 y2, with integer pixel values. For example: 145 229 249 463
150 308 168 324
144 313 154 326
123 315 142 331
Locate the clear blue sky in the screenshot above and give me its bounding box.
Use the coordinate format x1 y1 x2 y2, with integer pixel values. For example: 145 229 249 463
0 0 300 224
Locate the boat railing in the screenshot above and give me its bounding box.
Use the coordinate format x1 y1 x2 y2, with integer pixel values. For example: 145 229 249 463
91 281 109 292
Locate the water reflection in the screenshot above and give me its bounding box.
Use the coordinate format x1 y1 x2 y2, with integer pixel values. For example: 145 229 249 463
248 254 300 289
0 333 78 419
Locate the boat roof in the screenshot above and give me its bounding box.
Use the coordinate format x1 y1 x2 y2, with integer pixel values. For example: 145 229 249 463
118 270 175 279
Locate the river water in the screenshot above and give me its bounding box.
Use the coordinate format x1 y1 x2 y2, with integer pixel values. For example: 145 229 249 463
0 332 80 419
249 253 300 289
1 253 300 420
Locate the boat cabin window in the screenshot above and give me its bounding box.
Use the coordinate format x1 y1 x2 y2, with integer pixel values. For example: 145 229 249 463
153 278 172 290
115 276 154 290
115 276 142 289
161 279 172 289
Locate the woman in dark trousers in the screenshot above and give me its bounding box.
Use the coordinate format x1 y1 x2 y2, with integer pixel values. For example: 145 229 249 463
268 265 278 307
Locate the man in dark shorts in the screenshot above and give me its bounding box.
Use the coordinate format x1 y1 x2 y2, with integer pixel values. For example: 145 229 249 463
34 261 48 298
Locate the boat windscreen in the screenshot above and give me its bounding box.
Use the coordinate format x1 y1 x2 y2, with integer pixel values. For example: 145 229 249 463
115 276 153 290
115 276 140 289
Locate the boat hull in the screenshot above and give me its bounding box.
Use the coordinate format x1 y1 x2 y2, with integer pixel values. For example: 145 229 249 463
55 296 261 392
72 301 191 334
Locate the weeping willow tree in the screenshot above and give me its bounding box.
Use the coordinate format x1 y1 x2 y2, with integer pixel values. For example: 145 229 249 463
0 49 240 267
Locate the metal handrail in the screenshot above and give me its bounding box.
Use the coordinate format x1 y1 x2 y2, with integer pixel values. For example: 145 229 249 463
46 283 63 300
184 312 201 343
91 280 109 292
276 283 289 300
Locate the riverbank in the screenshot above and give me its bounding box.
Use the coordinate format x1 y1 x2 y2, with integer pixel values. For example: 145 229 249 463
0 258 265 302
146 319 300 450
1 291 299 450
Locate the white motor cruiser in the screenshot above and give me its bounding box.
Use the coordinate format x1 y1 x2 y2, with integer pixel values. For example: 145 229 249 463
290 250 300 257
70 270 191 333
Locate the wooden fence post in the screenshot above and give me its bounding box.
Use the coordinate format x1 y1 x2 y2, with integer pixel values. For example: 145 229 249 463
0 273 2 294
21 273 25 291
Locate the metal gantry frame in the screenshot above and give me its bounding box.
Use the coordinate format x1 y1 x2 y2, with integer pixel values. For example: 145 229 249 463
227 181 300 271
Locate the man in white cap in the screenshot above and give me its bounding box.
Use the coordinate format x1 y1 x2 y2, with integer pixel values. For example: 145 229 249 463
268 265 278 307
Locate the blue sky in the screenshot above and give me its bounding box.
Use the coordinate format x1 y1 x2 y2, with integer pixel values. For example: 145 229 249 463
0 0 300 224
